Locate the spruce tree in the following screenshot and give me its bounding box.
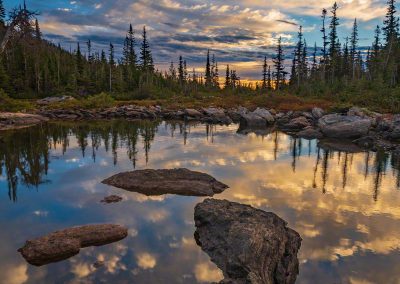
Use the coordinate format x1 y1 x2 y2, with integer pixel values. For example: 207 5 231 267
262 56 268 90
350 19 359 79
178 55 184 84
383 0 398 45
109 43 114 92
213 60 219 88
34 18 41 40
267 66 272 89
76 42 83 75
320 8 329 80
169 61 176 80
140 26 153 72
225 65 230 89
205 50 212 86
311 43 318 76
127 24 136 67
329 2 340 58
273 37 286 90
0 0 5 24
373 25 381 57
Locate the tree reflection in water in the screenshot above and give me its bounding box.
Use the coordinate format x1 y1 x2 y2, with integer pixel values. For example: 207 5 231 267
1 120 400 202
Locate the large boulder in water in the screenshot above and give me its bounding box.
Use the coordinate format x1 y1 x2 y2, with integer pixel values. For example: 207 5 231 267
102 168 228 197
18 224 128 266
194 199 302 284
252 108 275 124
240 112 267 128
318 114 371 138
240 108 275 128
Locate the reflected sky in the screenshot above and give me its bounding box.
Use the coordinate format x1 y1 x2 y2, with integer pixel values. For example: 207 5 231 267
1 120 400 284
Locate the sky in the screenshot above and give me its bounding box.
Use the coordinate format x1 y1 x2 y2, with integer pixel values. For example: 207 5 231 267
4 0 392 82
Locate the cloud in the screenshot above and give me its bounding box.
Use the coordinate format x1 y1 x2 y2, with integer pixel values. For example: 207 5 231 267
136 252 157 269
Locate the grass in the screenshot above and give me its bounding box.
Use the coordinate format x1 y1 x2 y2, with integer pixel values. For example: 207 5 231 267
0 90 35 112
2 85 400 114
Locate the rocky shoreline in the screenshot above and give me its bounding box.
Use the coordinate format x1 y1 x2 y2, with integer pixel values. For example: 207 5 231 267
2 105 400 153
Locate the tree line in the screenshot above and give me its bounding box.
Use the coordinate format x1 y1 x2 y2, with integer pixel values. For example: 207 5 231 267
263 0 400 102
0 0 400 103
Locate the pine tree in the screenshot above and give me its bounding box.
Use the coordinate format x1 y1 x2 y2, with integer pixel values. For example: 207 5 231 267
225 65 230 89
127 24 136 67
350 19 359 79
183 60 188 82
213 60 219 88
169 61 176 80
76 42 83 75
311 42 318 76
178 55 184 84
383 0 398 45
329 2 340 58
205 49 212 86
320 8 329 82
87 40 93 63
123 24 136 67
262 56 268 90
109 43 114 92
273 37 286 90
140 26 154 72
0 0 5 24
267 66 272 89
34 18 41 40
373 25 381 57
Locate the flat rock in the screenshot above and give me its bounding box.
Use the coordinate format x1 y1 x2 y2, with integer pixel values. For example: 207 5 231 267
0 112 49 131
102 168 228 197
194 199 302 284
318 114 371 138
18 224 128 266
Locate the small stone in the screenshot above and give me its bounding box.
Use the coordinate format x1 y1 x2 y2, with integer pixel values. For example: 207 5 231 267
101 195 123 204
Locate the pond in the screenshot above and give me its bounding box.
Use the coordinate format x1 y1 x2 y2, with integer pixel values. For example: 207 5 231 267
1 120 400 284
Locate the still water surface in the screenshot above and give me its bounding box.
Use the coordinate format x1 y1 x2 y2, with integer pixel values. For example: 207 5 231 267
1 120 400 284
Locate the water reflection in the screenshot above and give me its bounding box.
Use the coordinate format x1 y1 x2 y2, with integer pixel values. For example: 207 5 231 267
1 120 399 202
1 120 400 283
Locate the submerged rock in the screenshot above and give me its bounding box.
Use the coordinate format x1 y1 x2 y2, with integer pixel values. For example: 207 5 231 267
318 114 371 138
18 224 128 266
194 199 302 284
102 168 228 197
101 195 123 204
0 112 49 131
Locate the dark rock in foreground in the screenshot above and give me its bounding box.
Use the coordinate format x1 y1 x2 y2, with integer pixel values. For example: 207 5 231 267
194 199 302 284
102 168 229 197
101 195 123 204
18 224 128 266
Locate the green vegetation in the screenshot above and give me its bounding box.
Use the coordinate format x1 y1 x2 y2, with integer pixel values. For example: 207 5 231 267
1 1 400 113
